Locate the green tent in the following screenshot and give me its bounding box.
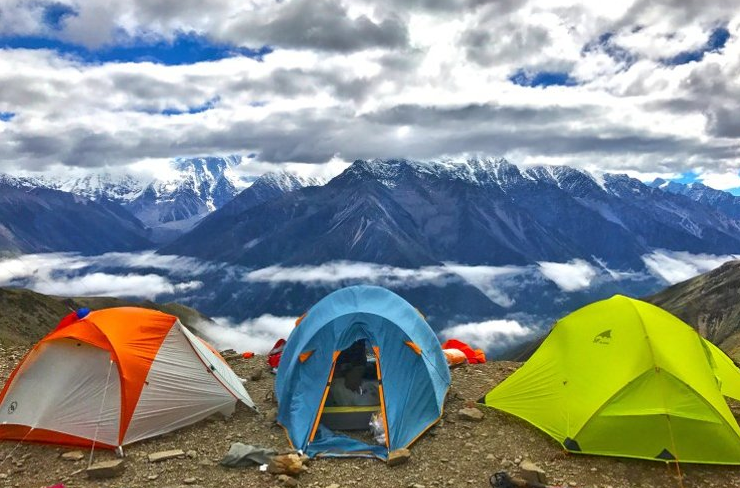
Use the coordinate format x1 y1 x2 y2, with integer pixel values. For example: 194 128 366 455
480 294 740 464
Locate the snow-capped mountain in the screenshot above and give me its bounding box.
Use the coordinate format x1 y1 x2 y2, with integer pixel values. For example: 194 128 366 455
650 178 740 220
9 156 256 243
161 170 325 256
164 158 740 269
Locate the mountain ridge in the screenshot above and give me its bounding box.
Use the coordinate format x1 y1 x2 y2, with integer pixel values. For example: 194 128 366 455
163 158 740 270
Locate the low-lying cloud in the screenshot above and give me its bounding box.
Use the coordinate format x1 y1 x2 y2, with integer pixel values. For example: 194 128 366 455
200 315 297 355
32 272 202 299
642 250 740 284
537 259 598 292
440 319 535 352
0 251 209 300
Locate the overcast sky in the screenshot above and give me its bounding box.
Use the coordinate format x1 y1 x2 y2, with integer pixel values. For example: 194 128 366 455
0 0 738 190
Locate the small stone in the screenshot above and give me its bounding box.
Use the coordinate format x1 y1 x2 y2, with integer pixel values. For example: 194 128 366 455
264 408 278 424
485 454 495 461
387 449 411 467
568 482 577 487
519 460 547 485
408 484 425 488
267 454 305 476
326 484 340 488
250 369 264 381
86 459 125 479
61 451 85 461
590 467 597 472
146 474 159 481
186 450 198 459
148 449 185 462
183 477 197 485
457 407 484 421
277 474 299 487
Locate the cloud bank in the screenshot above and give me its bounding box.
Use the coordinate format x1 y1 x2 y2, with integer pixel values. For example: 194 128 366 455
200 315 296 355
0 1 738 185
642 249 740 284
440 319 535 352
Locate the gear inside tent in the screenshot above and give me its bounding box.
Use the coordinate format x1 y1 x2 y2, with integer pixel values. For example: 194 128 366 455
0 307 256 450
480 295 740 464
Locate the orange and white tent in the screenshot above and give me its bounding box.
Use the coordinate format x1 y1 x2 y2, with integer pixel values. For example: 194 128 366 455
0 307 255 450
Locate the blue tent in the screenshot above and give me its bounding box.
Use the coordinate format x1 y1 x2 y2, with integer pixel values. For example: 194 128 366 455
275 285 451 459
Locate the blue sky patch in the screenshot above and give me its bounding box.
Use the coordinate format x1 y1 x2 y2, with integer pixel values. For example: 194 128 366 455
42 3 78 31
160 97 220 116
0 32 272 66
663 27 730 65
0 112 15 122
509 69 577 88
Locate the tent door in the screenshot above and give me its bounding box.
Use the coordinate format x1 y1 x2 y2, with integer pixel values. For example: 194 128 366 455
372 346 390 448
308 351 341 443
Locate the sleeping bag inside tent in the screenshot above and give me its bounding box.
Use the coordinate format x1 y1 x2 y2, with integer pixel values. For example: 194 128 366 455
275 285 450 459
480 294 740 464
0 307 255 449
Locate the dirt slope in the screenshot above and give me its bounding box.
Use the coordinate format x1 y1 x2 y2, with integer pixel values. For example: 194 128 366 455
0 287 214 345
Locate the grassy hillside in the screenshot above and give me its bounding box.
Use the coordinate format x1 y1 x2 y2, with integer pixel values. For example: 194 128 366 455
0 287 215 345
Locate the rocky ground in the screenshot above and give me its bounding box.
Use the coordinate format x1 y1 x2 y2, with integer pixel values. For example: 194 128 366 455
1 347 740 488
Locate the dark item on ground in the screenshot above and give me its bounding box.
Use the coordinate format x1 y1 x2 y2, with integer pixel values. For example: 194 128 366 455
220 443 277 468
490 471 551 488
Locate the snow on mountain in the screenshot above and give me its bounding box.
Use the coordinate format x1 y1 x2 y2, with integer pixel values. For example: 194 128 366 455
650 178 740 220
165 158 740 270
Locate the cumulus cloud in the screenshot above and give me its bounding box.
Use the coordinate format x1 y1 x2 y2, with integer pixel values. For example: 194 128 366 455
537 259 599 292
0 2 738 177
440 318 534 351
642 250 740 284
200 315 296 354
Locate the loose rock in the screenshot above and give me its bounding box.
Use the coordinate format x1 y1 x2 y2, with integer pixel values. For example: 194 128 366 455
387 449 411 467
519 460 547 485
60 451 84 461
86 459 125 479
148 449 186 463
278 473 300 487
457 407 484 422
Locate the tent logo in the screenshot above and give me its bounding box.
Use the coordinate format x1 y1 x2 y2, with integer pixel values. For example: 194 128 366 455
7 402 17 414
593 329 612 344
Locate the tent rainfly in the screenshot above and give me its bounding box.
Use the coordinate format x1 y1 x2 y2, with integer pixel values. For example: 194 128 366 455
0 307 255 450
481 294 740 464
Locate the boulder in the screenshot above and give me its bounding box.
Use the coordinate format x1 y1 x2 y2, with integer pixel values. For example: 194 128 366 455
148 449 186 463
86 459 125 479
387 449 411 467
457 407 484 421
